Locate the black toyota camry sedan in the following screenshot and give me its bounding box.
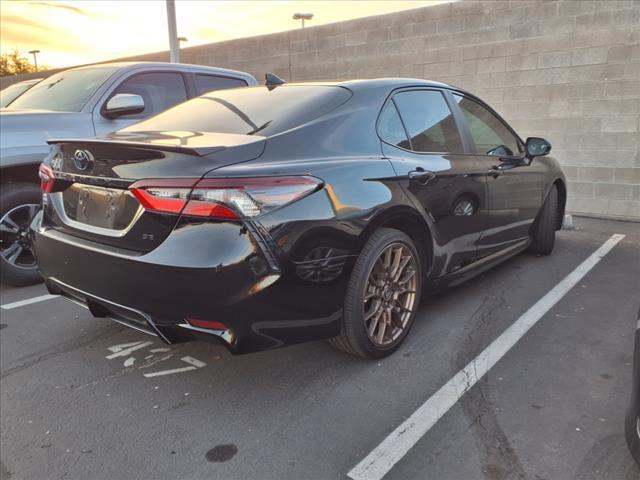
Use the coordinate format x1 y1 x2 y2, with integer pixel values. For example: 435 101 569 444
31 78 566 358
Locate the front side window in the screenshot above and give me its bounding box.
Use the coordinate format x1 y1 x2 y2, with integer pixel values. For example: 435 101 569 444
110 72 187 118
6 66 118 112
392 90 464 154
452 94 522 156
194 74 247 96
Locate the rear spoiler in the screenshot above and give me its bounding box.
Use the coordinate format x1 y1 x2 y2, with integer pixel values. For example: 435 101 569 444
47 133 264 157
47 138 222 157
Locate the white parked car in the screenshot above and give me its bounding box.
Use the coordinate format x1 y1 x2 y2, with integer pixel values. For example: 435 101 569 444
0 62 257 285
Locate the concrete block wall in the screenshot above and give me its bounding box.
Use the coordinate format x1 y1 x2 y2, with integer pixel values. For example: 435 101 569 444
2 0 639 220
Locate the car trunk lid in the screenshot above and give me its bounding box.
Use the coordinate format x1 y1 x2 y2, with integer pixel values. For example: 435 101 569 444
43 131 265 252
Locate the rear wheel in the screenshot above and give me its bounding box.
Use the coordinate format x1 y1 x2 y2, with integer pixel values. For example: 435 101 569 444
0 183 43 286
329 228 422 358
528 185 558 256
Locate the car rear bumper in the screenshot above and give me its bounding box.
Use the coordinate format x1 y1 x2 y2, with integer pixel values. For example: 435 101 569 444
31 212 345 354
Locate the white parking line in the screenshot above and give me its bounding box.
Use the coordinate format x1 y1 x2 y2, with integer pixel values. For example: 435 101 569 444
348 233 625 480
0 294 58 310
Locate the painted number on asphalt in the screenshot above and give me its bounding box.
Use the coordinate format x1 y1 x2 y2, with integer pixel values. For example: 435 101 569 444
106 341 206 377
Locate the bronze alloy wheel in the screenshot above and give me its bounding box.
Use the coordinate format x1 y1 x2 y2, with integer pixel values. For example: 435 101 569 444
362 242 418 347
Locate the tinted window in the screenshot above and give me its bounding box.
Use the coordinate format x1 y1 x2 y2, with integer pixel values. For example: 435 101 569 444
110 72 187 118
393 90 463 153
194 74 247 95
378 101 410 150
7 66 118 112
121 85 352 137
453 94 521 156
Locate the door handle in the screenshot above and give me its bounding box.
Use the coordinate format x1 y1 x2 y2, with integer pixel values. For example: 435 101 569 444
489 166 503 179
409 169 436 185
490 160 518 178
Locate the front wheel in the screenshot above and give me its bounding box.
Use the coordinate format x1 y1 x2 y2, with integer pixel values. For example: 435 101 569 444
0 183 43 286
329 228 422 358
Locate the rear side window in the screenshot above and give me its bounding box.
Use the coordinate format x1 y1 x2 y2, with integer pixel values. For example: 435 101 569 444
392 90 464 154
378 101 411 150
110 72 187 118
194 74 247 95
452 94 522 156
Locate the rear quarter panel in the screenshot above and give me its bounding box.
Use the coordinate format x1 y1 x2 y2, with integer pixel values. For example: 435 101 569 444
190 153 414 350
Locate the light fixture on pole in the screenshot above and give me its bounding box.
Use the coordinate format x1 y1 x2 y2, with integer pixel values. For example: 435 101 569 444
28 50 40 71
292 13 313 29
177 36 188 59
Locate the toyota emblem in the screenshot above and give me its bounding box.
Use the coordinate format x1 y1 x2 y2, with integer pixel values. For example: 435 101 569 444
73 149 94 171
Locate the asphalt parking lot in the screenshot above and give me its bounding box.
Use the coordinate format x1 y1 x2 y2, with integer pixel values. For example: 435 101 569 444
1 217 639 480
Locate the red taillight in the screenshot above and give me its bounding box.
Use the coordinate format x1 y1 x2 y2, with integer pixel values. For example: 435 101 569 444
129 179 198 215
182 201 238 219
38 163 56 193
129 176 321 219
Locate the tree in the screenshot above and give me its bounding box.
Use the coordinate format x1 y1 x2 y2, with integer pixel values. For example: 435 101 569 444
0 50 39 76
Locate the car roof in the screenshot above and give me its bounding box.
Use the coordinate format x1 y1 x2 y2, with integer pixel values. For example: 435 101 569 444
64 61 256 82
283 78 446 87
19 78 44 85
277 78 469 94
3 78 43 88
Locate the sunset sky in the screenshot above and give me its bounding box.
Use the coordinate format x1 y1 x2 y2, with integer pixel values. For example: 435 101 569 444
1 1 445 68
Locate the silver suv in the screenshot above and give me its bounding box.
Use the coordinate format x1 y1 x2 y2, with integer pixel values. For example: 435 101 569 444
0 62 257 285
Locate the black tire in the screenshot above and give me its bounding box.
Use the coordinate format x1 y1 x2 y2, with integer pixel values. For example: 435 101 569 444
625 410 640 466
0 183 43 286
328 228 422 358
528 185 558 256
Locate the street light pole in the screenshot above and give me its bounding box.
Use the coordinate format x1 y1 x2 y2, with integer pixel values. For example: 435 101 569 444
166 0 180 63
28 50 40 71
292 13 313 29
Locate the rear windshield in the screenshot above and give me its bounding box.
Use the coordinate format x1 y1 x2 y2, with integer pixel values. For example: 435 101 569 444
7 66 118 112
121 85 352 136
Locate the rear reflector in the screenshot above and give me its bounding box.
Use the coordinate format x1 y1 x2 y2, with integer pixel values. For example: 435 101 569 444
129 176 321 219
187 319 228 330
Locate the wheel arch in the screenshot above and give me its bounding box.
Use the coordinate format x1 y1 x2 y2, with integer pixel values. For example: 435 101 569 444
357 206 434 277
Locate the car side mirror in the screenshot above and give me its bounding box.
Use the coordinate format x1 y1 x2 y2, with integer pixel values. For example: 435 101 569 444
103 93 145 119
525 137 551 159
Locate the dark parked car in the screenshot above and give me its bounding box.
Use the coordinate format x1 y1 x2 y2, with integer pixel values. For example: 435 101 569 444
31 79 566 358
627 308 640 465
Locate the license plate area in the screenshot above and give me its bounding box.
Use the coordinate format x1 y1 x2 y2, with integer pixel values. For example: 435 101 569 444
62 184 139 230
